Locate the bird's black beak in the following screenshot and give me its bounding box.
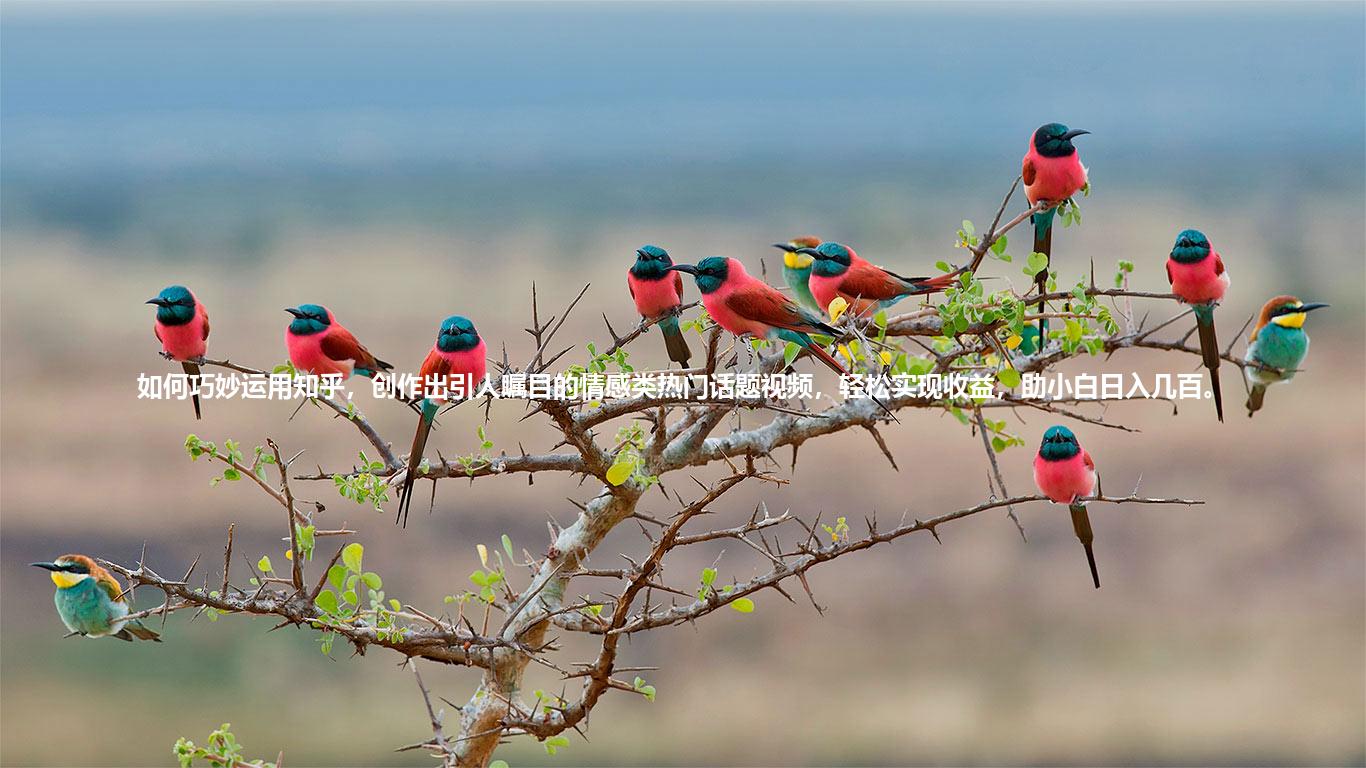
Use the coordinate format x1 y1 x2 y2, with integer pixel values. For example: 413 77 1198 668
635 249 648 259
1062 129 1091 140
31 562 60 571
1300 302 1330 313
147 298 169 307
668 264 698 275
772 243 796 252
285 307 305 318
796 247 822 256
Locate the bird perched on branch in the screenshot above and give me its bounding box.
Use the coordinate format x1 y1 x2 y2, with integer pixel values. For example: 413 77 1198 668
285 304 392 380
396 315 487 527
1032 426 1101 589
771 236 823 313
1023 123 1090 335
148 285 209 419
628 245 692 367
1243 296 1327 417
669 256 845 374
797 241 960 318
32 555 161 641
1165 229 1230 421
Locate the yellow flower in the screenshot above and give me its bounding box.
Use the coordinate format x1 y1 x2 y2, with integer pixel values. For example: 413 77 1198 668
827 296 849 323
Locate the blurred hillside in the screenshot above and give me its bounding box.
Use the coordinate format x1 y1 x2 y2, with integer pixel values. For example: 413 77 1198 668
2 2 1364 766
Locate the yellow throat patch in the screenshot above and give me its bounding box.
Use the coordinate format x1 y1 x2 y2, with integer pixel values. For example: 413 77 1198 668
50 571 86 589
1272 312 1306 329
783 251 813 270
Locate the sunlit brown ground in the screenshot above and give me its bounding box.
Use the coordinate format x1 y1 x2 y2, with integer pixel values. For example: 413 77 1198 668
2 205 1363 765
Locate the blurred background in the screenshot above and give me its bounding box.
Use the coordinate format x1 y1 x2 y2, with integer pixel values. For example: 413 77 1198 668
2 2 1363 765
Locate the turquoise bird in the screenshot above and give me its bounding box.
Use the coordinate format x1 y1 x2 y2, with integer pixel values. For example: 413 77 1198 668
32 555 161 641
771 236 823 313
1243 295 1328 417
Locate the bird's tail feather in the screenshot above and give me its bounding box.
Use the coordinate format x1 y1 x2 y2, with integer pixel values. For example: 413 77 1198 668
182 361 202 420
1069 502 1100 589
118 621 162 642
1193 307 1223 422
396 400 439 528
659 315 692 368
1033 207 1056 339
1246 383 1267 417
802 338 847 376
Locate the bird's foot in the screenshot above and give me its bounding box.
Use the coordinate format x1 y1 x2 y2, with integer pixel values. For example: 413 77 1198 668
159 351 175 361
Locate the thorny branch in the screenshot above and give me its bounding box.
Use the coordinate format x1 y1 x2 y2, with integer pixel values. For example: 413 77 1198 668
118 176 1229 767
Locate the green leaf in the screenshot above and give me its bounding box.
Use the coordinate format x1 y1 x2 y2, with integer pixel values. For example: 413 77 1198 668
314 589 338 615
606 459 634 486
700 567 717 586
361 572 382 590
638 684 656 702
256 555 272 573
342 589 358 605
327 564 346 590
501 534 516 563
341 543 363 574
221 468 241 482
470 570 489 587
935 260 951 273
731 597 755 613
991 234 1008 255
490 762 510 768
1026 251 1049 275
961 219 975 236
782 341 801 369
996 368 1021 389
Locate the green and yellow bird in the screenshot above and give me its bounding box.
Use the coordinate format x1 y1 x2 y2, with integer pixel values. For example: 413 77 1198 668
1243 295 1327 417
32 554 161 641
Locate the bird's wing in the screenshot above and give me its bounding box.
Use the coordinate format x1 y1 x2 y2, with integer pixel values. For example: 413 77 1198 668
725 283 831 335
1213 253 1226 276
839 260 916 301
201 307 211 340
1083 450 1095 472
1165 261 1174 286
321 326 382 369
673 270 685 300
95 571 126 604
419 348 452 380
1022 155 1037 186
627 274 636 301
154 324 162 343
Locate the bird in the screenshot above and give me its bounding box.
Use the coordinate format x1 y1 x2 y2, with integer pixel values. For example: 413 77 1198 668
669 256 846 374
1165 229 1231 421
1032 425 1101 589
1243 296 1328 417
32 555 161 641
771 236 823 313
627 245 692 367
285 304 393 379
797 241 960 318
1022 122 1090 334
148 285 209 419
395 316 487 528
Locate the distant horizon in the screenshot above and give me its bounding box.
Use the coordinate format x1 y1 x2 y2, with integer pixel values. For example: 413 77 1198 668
3 1 1362 173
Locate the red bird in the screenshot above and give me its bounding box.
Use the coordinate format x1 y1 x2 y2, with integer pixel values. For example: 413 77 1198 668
148 285 209 419
669 256 845 374
798 241 959 318
1165 229 1230 421
1033 425 1101 589
285 304 392 380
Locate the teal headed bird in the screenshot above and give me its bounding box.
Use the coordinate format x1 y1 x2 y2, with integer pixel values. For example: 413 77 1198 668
32 555 161 641
1243 295 1327 417
1022 123 1090 336
771 236 823 313
1166 229 1231 422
